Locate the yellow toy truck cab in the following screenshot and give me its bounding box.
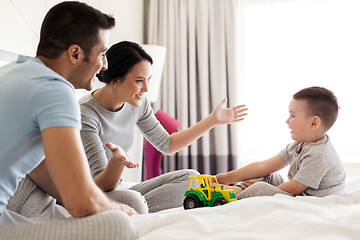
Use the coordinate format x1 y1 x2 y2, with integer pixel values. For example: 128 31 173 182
183 174 238 209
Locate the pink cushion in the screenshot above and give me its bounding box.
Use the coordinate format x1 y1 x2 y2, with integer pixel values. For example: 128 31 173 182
144 110 181 180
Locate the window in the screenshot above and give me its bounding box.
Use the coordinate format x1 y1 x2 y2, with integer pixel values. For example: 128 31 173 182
239 0 360 166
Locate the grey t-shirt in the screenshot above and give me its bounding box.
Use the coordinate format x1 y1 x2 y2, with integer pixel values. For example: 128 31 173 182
79 93 171 178
279 135 346 197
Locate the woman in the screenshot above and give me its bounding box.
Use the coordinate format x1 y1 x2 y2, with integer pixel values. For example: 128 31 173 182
79 41 248 213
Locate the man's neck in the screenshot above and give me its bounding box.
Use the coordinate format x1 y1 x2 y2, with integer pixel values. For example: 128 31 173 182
37 55 72 85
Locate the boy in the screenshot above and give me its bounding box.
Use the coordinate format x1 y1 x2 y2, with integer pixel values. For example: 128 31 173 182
216 86 346 198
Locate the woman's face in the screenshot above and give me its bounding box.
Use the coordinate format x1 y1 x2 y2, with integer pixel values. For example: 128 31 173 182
116 60 152 107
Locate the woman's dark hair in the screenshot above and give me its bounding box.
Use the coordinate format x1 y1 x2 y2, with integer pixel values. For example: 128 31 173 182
293 86 339 131
36 1 115 60
97 41 153 84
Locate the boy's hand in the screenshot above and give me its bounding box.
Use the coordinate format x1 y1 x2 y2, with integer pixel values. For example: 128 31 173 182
215 173 231 185
223 185 243 195
242 180 255 188
105 142 139 168
211 97 248 125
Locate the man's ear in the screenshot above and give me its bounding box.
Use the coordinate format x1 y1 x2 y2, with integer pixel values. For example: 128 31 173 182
67 44 82 64
311 116 321 130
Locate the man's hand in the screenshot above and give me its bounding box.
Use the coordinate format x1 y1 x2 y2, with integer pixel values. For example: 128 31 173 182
118 202 138 216
105 142 139 168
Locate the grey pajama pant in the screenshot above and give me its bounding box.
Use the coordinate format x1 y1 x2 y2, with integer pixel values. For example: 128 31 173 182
1 176 136 240
111 169 200 213
236 173 294 199
0 169 198 239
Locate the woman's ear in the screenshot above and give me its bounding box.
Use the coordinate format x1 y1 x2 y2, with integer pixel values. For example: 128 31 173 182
311 116 321 130
111 78 122 86
112 79 117 85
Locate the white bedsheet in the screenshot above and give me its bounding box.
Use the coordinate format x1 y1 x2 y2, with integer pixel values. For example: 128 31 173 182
131 179 360 240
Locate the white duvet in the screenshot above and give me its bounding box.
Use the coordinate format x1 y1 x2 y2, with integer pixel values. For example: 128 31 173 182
131 179 360 240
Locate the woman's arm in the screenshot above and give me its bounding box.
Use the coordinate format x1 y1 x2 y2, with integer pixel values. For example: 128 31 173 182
167 98 247 154
94 143 138 191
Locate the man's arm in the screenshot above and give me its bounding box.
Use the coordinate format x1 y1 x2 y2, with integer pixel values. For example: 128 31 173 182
28 159 61 201
40 126 136 217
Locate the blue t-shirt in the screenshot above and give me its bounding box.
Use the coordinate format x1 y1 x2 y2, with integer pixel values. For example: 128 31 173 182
0 56 81 213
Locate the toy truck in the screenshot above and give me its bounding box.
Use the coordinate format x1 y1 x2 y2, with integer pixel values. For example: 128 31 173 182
183 174 238 210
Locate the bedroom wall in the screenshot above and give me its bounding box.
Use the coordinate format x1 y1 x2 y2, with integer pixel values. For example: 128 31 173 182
0 0 144 56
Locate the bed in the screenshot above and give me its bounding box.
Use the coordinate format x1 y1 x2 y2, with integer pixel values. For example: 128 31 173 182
130 178 360 239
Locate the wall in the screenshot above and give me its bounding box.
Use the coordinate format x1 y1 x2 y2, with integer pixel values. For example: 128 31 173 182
0 0 144 56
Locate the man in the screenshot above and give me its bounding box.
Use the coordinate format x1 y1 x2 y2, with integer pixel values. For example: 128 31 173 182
0 2 137 239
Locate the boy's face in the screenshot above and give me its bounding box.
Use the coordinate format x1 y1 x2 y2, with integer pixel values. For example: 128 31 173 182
286 98 313 143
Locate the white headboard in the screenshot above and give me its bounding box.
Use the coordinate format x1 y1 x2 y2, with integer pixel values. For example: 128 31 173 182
0 50 19 67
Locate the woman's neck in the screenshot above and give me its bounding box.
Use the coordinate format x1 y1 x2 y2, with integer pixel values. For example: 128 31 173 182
92 85 125 112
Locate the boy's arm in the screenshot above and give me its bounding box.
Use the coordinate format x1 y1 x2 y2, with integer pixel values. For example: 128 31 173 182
278 179 308 195
216 154 287 185
40 126 137 217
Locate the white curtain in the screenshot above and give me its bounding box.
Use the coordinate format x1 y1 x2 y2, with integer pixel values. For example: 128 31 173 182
145 0 244 174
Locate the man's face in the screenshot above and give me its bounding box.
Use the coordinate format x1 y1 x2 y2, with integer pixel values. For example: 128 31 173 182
72 29 109 90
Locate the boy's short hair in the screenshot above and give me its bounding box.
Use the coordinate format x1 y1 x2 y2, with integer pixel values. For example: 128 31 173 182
293 86 339 131
36 1 115 60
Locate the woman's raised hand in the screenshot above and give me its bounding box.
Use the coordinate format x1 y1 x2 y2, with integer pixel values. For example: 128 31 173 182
211 97 248 125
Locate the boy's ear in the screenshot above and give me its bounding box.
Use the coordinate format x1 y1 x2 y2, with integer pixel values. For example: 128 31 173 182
311 116 321 129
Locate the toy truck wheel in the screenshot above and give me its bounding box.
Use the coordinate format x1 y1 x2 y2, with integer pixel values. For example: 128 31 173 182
213 198 227 206
183 194 203 209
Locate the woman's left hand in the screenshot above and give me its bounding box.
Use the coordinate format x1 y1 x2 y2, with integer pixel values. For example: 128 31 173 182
211 97 248 124
105 142 139 168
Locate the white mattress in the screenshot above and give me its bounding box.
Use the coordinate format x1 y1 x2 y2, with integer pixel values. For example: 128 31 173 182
130 178 360 240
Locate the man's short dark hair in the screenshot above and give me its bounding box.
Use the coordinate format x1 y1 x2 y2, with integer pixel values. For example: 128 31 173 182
36 1 115 60
293 86 339 131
